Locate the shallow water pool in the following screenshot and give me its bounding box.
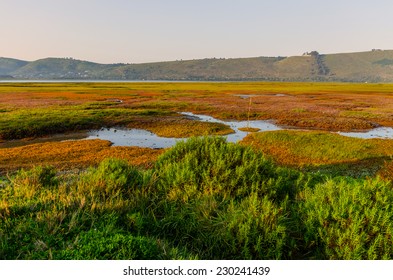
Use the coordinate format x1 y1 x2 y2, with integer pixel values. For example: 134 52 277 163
338 127 393 139
86 128 185 148
180 112 281 143
85 112 281 148
79 113 393 148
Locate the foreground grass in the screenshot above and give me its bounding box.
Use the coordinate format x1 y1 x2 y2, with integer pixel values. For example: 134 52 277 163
1 137 392 259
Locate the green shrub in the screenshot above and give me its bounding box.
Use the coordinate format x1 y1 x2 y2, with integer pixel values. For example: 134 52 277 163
57 228 161 260
155 137 286 200
149 137 311 259
11 165 58 190
77 158 151 200
300 177 393 259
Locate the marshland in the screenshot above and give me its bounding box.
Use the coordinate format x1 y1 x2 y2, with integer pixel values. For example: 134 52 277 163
1 81 393 259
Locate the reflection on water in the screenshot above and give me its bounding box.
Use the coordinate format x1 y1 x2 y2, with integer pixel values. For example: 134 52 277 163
180 112 281 143
233 93 289 99
86 128 185 148
233 94 259 99
85 112 281 148
338 127 393 139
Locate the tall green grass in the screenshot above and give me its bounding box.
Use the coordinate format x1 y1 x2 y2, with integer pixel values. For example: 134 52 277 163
0 160 194 259
1 137 392 259
150 137 315 259
300 177 393 259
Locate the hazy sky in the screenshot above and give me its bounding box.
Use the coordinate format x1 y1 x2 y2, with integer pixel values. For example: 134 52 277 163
1 0 393 63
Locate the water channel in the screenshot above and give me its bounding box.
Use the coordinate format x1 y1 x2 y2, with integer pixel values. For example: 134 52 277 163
85 112 393 148
86 128 184 149
85 112 282 148
338 127 393 139
2 112 393 149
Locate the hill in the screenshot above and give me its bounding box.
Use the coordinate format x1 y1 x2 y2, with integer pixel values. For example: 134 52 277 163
10 57 122 80
325 50 393 82
2 50 393 82
0 57 28 76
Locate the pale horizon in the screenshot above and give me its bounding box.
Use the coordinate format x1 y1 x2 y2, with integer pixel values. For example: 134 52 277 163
1 0 393 64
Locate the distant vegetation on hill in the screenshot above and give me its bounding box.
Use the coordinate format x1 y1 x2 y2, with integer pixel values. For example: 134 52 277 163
0 57 28 76
2 50 393 82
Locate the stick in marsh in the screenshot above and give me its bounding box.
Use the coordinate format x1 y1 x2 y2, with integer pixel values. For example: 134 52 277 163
247 97 252 129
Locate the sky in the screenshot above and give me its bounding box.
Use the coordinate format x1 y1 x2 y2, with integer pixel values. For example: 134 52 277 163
1 0 393 64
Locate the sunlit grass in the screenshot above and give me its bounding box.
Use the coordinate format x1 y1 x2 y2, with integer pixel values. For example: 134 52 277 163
0 139 164 173
242 130 393 177
238 127 260 132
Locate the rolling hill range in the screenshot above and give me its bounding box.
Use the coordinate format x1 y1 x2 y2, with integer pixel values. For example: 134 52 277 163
1 50 393 82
